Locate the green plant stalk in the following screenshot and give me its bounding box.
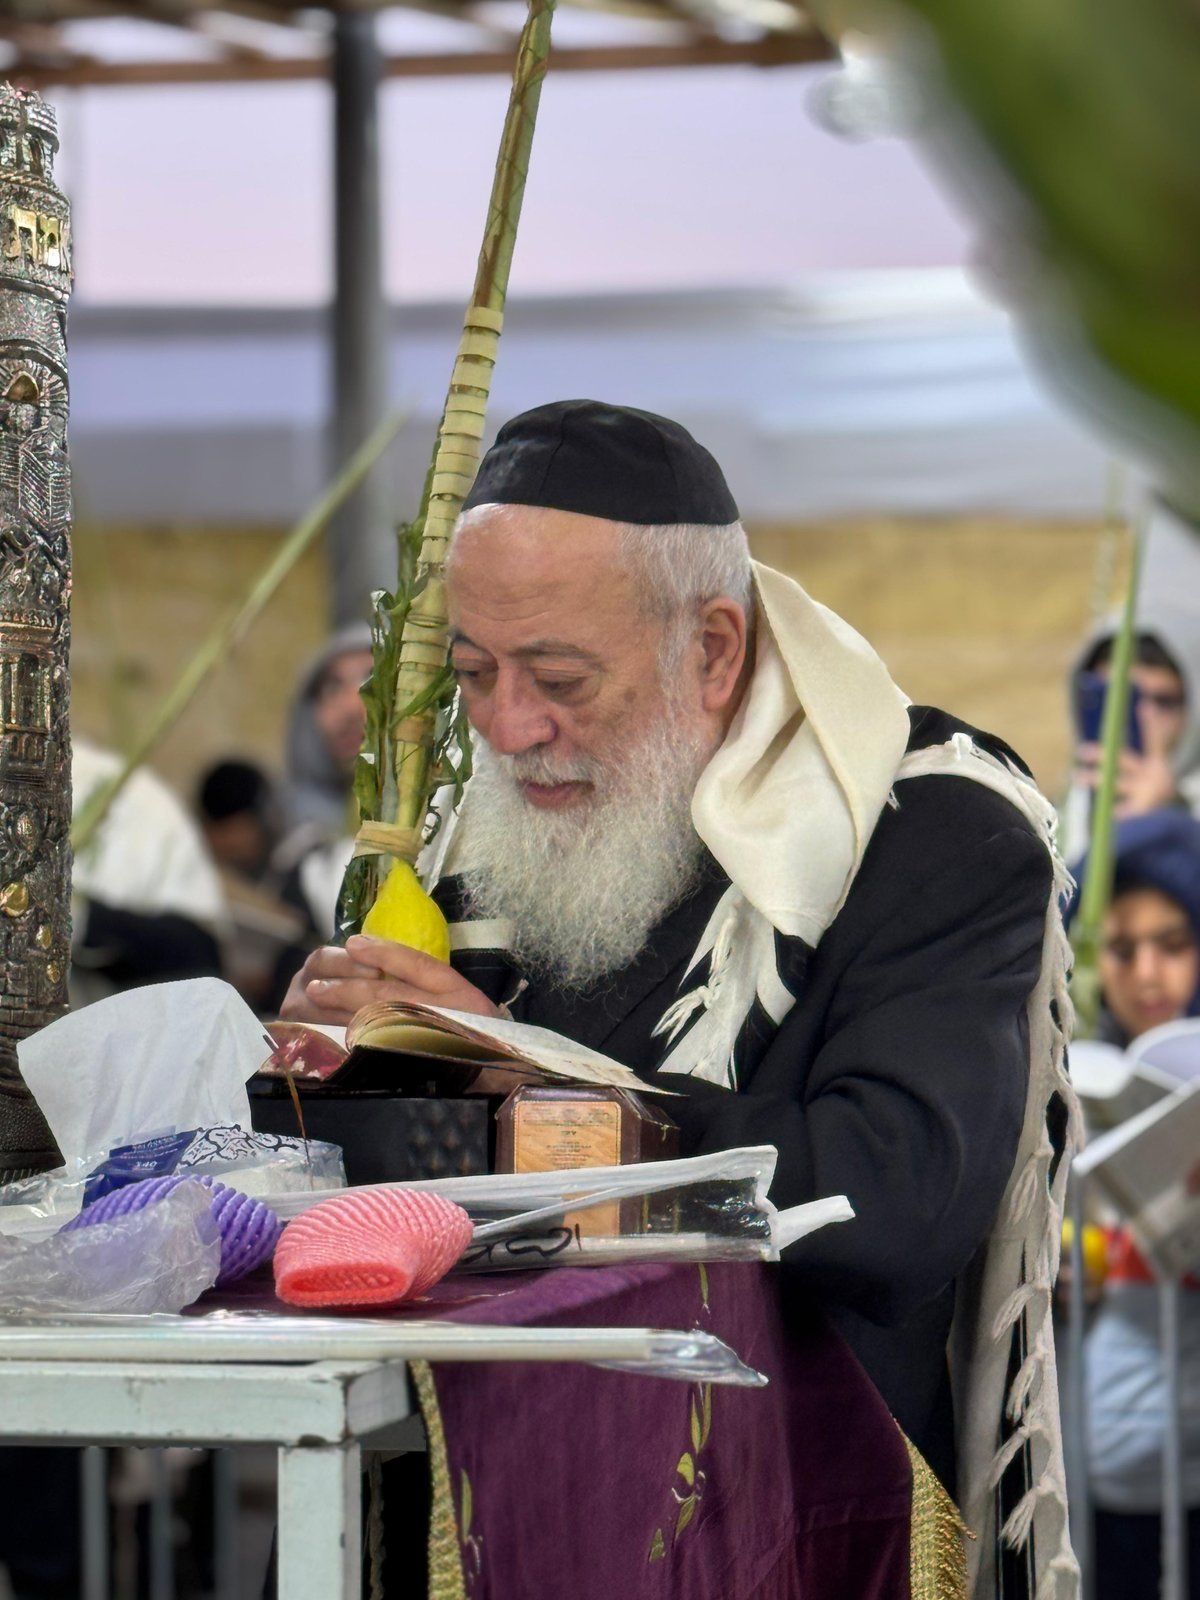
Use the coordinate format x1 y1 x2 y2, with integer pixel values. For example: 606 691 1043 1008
1070 521 1144 1038
72 409 408 856
385 0 556 865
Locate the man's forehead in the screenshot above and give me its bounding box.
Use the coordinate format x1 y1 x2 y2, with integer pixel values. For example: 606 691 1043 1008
453 501 624 553
446 508 645 656
447 504 632 598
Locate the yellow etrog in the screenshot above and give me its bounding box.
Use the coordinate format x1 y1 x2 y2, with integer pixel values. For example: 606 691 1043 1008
361 860 451 962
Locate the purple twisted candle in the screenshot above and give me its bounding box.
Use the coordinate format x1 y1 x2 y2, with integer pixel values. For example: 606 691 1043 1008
63 1174 282 1286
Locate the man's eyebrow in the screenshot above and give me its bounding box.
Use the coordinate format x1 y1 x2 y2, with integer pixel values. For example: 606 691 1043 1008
514 639 603 667
449 631 602 668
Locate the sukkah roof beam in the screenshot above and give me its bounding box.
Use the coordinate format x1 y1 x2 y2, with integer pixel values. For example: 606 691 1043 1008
8 0 523 42
8 30 831 86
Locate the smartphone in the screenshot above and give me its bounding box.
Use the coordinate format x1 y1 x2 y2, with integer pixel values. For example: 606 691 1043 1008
1074 670 1144 754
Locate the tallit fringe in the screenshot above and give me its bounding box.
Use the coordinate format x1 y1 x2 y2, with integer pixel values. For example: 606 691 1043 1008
655 889 792 1089
994 838 1080 1596
1039 1554 1084 1600
984 886 1078 1576
897 740 1081 1600
1002 1481 1055 1549
988 1423 1035 1487
991 1281 1048 1335
1006 1330 1051 1423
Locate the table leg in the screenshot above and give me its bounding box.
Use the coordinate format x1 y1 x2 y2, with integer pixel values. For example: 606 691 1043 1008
1161 1279 1186 1600
213 1449 239 1600
277 1443 362 1600
149 1449 175 1600
81 1446 109 1600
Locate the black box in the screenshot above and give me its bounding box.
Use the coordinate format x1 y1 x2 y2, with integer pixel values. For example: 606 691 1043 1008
248 1081 492 1185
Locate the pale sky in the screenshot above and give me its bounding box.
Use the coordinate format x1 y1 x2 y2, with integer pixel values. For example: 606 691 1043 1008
53 61 974 305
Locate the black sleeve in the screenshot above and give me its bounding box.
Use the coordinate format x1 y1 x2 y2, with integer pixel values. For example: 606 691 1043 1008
79 899 223 988
666 800 1050 1327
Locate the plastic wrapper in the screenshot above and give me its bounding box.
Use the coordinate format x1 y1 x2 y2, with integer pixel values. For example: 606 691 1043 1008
5 980 343 1235
0 1126 344 1238
0 1312 768 1386
0 1183 220 1314
265 1147 854 1273
84 1125 345 1201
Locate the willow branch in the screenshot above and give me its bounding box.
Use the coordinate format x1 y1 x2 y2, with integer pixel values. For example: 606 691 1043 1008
1070 518 1144 1038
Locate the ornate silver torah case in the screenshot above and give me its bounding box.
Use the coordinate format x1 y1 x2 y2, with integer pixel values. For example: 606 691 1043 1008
0 84 74 1177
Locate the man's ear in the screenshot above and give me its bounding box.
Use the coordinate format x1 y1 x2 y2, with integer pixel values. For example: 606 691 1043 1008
698 598 748 713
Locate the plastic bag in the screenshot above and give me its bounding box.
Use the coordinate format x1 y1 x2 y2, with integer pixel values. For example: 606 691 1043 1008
0 1125 344 1238
84 1125 345 1203
265 1147 854 1272
0 1183 220 1314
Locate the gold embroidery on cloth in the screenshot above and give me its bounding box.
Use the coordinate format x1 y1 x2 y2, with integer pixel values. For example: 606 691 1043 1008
411 1360 469 1600
904 1434 971 1600
646 1269 715 1563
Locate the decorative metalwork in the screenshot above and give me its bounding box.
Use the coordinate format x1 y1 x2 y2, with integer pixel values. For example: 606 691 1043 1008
0 84 72 1178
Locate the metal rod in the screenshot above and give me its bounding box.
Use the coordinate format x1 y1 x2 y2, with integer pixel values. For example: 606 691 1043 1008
213 1450 240 1600
148 1449 175 1600
330 7 390 626
81 1445 109 1600
1066 1173 1093 1598
1161 1277 1187 1600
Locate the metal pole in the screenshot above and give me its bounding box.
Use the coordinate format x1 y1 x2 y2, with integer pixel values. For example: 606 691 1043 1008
329 8 390 626
213 1449 240 1600
1066 1173 1094 1597
1161 1276 1187 1600
81 1446 109 1600
149 1449 175 1600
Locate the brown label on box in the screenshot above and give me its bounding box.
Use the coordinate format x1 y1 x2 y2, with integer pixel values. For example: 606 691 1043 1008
512 1099 622 1237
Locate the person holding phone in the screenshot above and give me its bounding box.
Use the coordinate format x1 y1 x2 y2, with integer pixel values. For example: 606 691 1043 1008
1059 605 1200 859
1064 812 1200 1599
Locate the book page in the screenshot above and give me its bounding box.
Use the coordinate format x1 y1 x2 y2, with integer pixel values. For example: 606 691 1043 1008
1076 1080 1200 1278
349 1003 671 1094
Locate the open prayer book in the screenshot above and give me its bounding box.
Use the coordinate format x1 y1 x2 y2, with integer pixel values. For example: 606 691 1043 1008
263 1003 671 1095
1071 1018 1200 1133
1070 1037 1184 1133
1075 1074 1200 1280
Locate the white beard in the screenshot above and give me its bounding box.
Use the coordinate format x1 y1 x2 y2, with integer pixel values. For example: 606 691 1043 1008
457 712 714 992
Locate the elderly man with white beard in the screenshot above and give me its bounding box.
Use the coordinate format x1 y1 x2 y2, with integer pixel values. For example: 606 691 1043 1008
282 399 1078 1595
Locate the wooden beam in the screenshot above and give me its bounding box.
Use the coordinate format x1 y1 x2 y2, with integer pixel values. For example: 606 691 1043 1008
22 0 314 25
8 30 831 85
0 20 100 71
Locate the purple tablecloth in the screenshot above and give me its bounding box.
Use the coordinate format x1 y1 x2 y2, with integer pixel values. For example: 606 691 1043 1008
408 1262 965 1600
207 1257 964 1596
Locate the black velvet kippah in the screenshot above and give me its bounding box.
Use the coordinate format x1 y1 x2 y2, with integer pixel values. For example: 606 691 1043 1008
462 399 739 526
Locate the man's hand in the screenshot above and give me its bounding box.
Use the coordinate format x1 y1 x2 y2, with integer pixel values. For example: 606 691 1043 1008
279 934 501 1026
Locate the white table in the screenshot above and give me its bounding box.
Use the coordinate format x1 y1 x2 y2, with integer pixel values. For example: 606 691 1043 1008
0 1312 763 1600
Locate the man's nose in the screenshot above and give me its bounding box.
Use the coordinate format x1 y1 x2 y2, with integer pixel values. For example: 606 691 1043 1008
480 678 555 756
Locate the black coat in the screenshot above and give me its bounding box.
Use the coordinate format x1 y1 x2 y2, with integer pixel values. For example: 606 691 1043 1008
437 707 1051 1493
